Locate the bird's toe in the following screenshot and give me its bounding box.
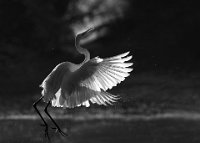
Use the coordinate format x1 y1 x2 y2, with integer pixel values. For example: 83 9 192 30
51 127 68 137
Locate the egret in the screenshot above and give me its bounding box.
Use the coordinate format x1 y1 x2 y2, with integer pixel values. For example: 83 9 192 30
33 28 133 138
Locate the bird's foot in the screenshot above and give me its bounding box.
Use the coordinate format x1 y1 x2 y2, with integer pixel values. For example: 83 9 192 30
51 127 68 137
40 123 50 140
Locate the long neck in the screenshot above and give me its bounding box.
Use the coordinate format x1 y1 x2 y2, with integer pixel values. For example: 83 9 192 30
75 37 90 64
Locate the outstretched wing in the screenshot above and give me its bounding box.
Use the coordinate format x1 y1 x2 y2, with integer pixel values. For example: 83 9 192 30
52 52 133 108
79 51 133 92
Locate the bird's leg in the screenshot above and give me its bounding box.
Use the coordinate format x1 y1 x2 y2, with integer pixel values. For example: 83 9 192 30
44 101 68 137
33 96 50 140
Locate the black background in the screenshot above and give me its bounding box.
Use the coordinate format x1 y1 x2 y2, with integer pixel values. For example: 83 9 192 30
0 0 199 96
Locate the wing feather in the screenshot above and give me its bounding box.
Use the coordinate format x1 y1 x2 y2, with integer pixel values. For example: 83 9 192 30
96 70 108 90
101 66 122 83
79 52 133 91
93 76 103 90
96 95 104 105
103 64 130 77
101 71 117 87
52 88 121 108
92 97 101 105
101 94 113 105
105 68 125 82
90 98 96 104
98 69 113 89
98 70 109 88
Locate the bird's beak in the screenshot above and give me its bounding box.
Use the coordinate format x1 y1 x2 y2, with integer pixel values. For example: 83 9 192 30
84 28 94 34
77 28 94 38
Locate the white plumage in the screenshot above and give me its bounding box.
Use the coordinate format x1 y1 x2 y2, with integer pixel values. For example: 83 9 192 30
40 28 133 109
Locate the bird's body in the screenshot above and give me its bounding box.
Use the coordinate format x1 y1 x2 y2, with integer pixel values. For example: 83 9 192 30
33 28 133 138
41 50 133 108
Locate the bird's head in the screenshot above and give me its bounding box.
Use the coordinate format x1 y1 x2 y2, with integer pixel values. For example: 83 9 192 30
76 28 94 41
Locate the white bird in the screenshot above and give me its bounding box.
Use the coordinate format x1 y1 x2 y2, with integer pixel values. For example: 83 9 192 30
33 28 133 138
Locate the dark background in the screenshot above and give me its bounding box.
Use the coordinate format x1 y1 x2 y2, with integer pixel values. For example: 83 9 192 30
0 0 200 142
0 0 199 95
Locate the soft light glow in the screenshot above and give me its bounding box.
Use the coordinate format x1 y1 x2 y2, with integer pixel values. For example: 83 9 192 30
69 0 129 44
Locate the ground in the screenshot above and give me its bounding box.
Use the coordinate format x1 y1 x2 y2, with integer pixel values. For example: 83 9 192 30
1 113 200 143
0 72 200 143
